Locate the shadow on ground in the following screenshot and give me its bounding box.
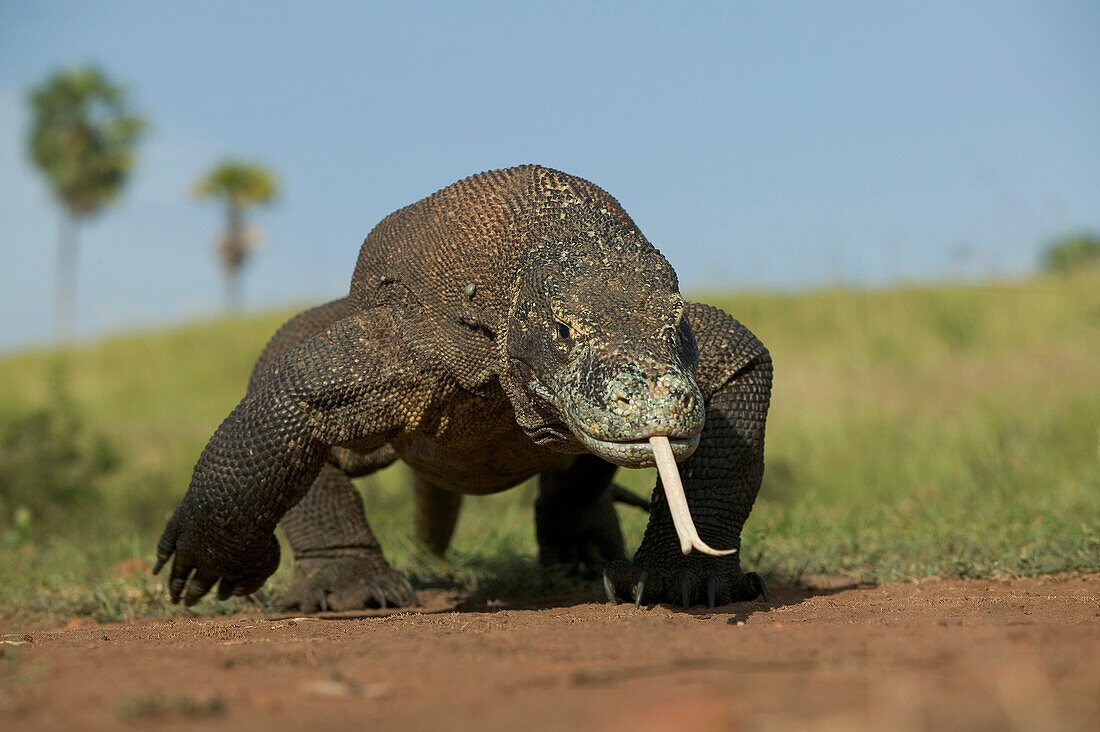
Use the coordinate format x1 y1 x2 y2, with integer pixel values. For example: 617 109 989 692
264 558 865 621
449 558 865 618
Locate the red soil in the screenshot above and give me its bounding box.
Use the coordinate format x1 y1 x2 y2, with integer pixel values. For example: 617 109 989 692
3 573 1098 731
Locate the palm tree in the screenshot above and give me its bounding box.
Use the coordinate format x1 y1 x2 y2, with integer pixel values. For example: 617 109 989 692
27 67 146 341
194 162 278 311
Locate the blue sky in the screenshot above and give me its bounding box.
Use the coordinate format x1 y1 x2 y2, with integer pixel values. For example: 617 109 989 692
1 1 1097 351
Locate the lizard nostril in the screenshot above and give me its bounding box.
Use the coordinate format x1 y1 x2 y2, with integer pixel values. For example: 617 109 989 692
610 390 638 417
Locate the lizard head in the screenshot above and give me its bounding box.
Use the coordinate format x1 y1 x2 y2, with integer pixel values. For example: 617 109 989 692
500 227 705 470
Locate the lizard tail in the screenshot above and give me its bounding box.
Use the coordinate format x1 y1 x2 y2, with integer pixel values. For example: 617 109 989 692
612 484 650 512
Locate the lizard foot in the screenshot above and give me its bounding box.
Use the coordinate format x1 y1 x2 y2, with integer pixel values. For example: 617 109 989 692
274 554 416 612
536 482 643 579
603 560 767 608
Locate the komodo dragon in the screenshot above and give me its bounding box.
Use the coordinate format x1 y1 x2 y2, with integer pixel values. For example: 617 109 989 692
155 165 772 610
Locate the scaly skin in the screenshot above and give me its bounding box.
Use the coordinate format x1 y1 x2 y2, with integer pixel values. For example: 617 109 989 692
156 165 772 609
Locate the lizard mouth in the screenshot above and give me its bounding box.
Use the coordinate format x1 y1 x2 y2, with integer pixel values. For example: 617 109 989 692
571 430 700 469
526 373 702 467
524 376 733 557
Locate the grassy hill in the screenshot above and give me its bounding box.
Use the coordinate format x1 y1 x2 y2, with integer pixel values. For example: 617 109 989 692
1 272 1098 620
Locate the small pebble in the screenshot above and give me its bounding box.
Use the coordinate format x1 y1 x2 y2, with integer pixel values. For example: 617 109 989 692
302 679 354 698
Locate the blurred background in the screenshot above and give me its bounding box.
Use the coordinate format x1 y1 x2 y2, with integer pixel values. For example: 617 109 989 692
0 1 1097 619
3 1 1098 349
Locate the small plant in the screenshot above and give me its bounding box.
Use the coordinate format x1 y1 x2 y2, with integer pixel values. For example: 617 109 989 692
0 371 118 542
115 692 226 720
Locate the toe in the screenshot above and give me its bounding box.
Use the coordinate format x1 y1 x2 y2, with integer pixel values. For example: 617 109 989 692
294 588 322 613
216 576 236 601
603 560 633 602
381 581 411 608
680 573 694 608
745 572 769 602
329 585 374 611
183 570 219 607
706 575 726 608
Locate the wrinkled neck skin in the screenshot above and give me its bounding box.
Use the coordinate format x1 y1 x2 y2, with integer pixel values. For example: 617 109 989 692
497 225 706 470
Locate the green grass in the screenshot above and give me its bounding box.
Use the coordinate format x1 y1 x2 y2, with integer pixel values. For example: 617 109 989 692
1 271 1098 621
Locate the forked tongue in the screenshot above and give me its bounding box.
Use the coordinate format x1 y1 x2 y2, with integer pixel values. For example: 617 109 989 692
649 435 737 557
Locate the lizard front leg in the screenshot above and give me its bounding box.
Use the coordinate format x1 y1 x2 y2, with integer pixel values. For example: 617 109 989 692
606 303 772 607
155 312 441 606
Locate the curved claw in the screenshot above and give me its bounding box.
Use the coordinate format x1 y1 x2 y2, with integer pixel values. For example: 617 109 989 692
707 576 719 608
380 580 408 608
633 571 648 609
603 569 618 604
368 581 388 609
398 575 418 606
746 572 769 602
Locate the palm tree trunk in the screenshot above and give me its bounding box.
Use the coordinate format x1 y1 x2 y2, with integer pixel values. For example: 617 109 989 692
225 202 245 312
55 212 78 342
225 270 243 312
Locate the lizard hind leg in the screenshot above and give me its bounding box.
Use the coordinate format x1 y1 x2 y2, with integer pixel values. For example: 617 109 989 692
276 459 416 611
535 454 627 577
413 474 464 557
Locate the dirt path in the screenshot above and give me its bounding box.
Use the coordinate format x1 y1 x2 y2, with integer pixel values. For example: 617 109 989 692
3 574 1098 731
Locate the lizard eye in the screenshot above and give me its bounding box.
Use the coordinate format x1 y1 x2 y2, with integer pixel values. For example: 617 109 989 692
555 321 572 343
